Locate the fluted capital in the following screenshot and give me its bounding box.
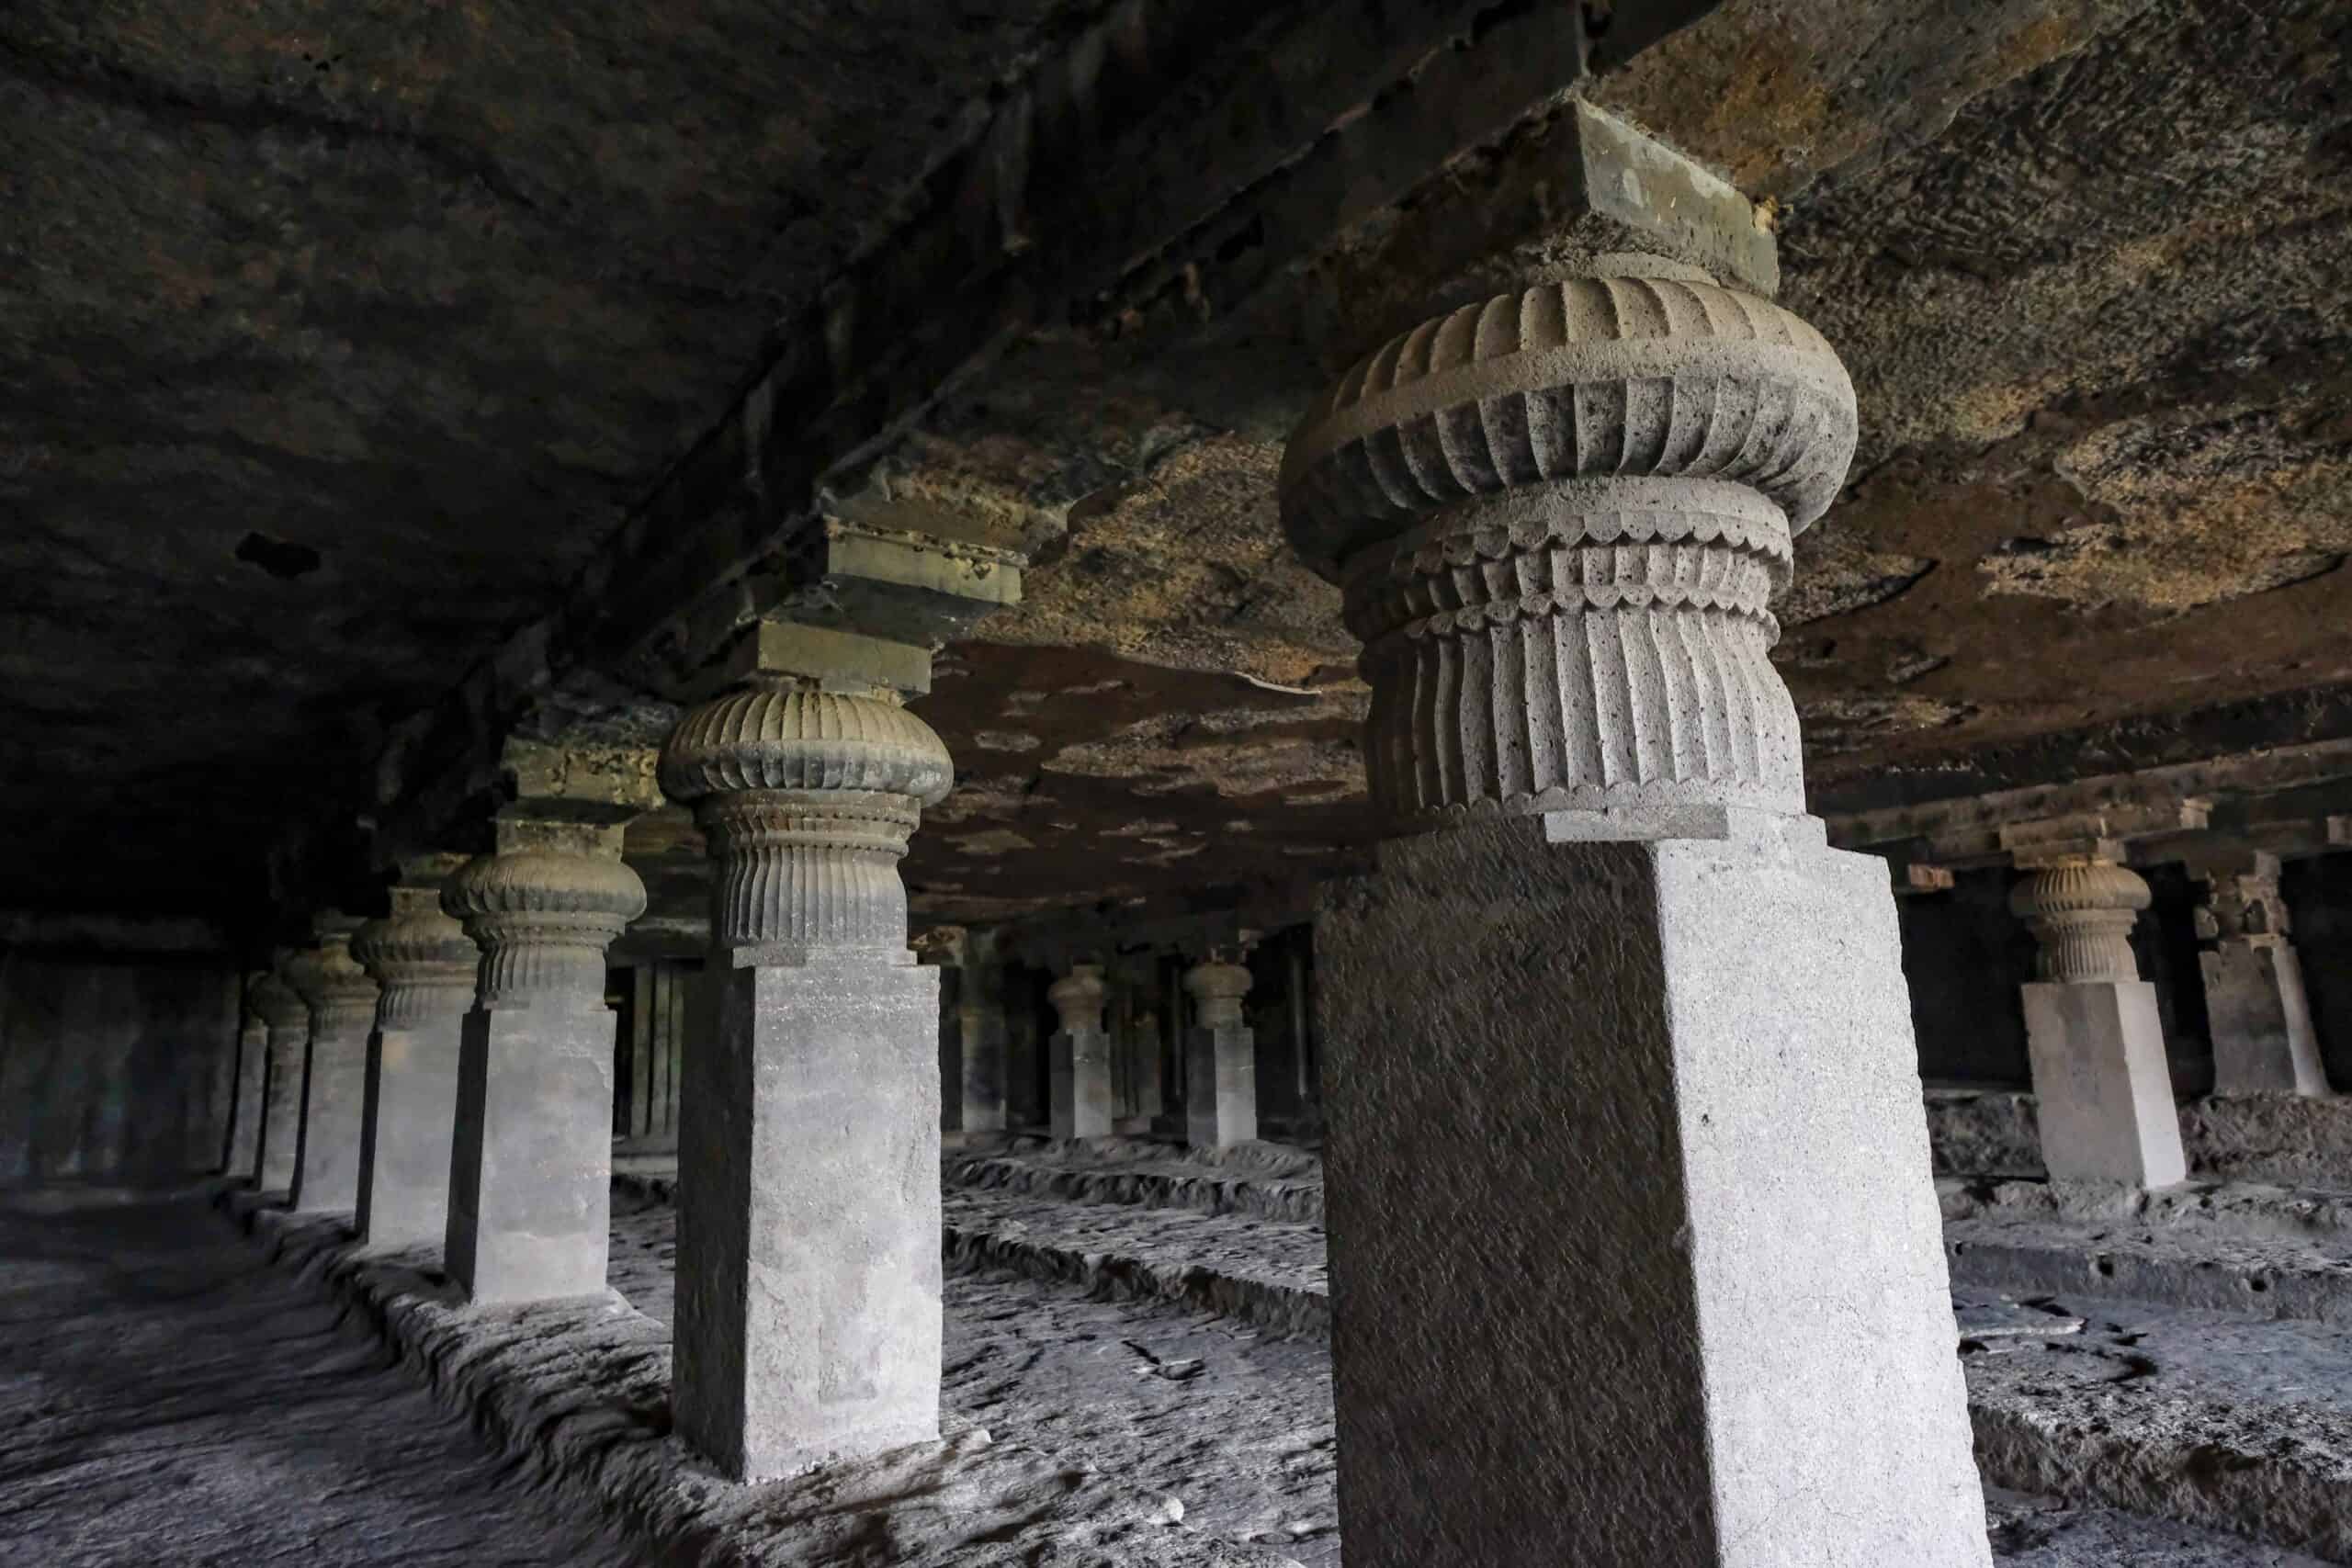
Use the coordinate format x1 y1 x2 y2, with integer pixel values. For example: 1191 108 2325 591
1183 955 1253 1030
2011 860 2150 984
1275 255 1855 835
287 919 381 1038
251 964 309 1032
659 682 953 807
354 884 476 1028
444 837 645 1010
1047 963 1109 1035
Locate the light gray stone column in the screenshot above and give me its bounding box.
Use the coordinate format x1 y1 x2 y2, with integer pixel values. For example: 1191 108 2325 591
1184 946 1258 1149
251 956 310 1193
1277 230 1989 1555
2007 825 2188 1188
660 636 952 1481
353 855 475 1249
288 915 379 1214
957 928 1010 1137
2191 849 2327 1097
222 971 269 1181
1047 962 1113 1141
443 816 646 1303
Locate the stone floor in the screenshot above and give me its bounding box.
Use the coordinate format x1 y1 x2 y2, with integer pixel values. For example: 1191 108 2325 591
0 1190 642 1568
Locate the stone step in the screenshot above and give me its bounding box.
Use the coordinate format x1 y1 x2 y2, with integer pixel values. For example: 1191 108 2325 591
944 1138 1325 1226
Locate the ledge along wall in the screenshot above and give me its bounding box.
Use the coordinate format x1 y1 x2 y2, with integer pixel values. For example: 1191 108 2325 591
0 951 240 1186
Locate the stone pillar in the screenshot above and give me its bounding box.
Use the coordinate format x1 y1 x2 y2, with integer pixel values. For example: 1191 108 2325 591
443 817 646 1303
2191 849 2326 1097
1046 962 1113 1141
1184 946 1258 1149
1277 240 1989 1555
660 642 952 1481
958 928 1010 1137
222 971 269 1181
251 956 310 1193
2007 828 2188 1188
352 855 475 1249
288 915 379 1214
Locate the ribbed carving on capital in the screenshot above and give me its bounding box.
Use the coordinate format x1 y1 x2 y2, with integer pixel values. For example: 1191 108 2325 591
1277 256 1856 830
662 682 955 953
444 851 646 1008
1048 964 1109 1034
2010 862 2151 984
288 933 381 1038
252 968 309 1032
659 683 953 806
1183 959 1252 1029
352 907 477 1028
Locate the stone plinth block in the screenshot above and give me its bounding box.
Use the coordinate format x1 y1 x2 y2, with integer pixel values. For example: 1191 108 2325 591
1049 1028 1113 1140
2202 943 2327 1097
674 955 943 1480
1317 812 1989 1567
291 1024 369 1213
1185 1024 1258 1149
2022 980 2189 1188
255 1025 306 1192
445 1005 616 1303
356 1019 467 1247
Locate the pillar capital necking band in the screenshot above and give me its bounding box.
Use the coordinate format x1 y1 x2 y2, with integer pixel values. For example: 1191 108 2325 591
252 958 310 1032
659 677 953 954
1276 255 1858 835
444 819 646 1010
1047 961 1109 1034
2008 857 2150 984
354 860 478 1029
1182 950 1253 1029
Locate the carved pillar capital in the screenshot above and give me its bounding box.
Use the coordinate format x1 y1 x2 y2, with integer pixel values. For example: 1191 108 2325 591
354 856 477 1028
1047 962 1109 1035
1277 255 1857 836
1183 950 1254 1030
2008 857 2151 984
2190 850 2290 946
660 677 953 954
252 956 310 1032
288 914 381 1037
444 819 646 1010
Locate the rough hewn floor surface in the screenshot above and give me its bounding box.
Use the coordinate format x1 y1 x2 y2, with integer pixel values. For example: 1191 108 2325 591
0 1190 642 1567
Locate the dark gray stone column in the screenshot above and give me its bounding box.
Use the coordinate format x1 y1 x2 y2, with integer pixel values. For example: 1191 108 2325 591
1046 962 1113 1140
1183 946 1257 1149
957 928 1009 1137
251 957 309 1193
1276 136 1987 1561
2191 847 2327 1097
222 972 268 1181
443 816 646 1304
353 855 476 1250
661 630 953 1481
288 915 379 1215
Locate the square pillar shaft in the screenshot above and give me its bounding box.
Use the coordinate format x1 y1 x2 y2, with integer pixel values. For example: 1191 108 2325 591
2023 980 2189 1185
290 1021 368 1212
445 1004 617 1301
1318 814 1989 1565
1184 1023 1258 1148
2203 942 2327 1096
356 1016 467 1247
224 1016 267 1179
254 1022 306 1192
675 953 943 1478
1050 1027 1113 1139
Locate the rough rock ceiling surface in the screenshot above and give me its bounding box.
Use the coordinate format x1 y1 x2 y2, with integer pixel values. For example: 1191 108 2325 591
6 0 2352 928
0 0 1102 912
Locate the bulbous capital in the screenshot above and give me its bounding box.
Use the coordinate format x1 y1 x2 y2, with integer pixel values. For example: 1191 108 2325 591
659 682 953 807
2011 860 2150 984
1274 255 1857 834
1047 963 1109 1034
354 887 478 1027
287 922 380 1037
443 845 645 1009
1183 957 1253 1029
251 966 309 1032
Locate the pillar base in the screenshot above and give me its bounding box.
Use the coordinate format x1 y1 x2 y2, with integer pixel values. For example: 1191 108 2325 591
291 1027 368 1213
1185 1024 1258 1149
1050 1028 1113 1140
446 1004 615 1304
1317 811 1989 1567
356 1018 466 1248
2023 978 2188 1188
2202 942 2328 1097
675 953 942 1481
